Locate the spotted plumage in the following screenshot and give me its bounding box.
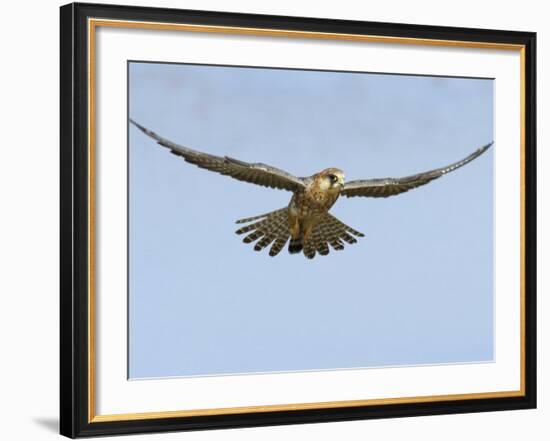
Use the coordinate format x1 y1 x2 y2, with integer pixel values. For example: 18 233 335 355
130 119 492 259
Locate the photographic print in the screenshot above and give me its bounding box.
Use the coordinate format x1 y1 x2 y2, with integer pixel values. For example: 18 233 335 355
128 62 494 379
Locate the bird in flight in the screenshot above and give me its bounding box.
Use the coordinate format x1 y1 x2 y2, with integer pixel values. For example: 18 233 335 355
130 119 492 259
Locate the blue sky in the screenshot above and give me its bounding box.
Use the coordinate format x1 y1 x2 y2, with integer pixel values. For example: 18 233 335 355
128 62 494 379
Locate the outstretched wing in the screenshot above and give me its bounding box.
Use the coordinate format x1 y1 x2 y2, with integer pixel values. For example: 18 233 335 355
130 119 306 192
341 142 493 198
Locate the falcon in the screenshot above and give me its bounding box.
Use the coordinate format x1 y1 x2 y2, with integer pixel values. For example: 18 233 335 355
130 119 492 259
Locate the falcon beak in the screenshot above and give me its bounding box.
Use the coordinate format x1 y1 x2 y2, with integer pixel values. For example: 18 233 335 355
338 177 345 187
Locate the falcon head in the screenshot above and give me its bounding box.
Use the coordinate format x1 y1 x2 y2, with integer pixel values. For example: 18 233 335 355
318 168 345 192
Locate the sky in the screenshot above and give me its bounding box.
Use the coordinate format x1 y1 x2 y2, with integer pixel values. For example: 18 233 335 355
128 61 494 379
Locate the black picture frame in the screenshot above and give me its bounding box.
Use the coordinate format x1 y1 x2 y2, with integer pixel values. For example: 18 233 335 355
60 2 536 438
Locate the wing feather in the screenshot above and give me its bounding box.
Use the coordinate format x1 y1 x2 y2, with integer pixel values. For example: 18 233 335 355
341 142 493 198
130 119 305 192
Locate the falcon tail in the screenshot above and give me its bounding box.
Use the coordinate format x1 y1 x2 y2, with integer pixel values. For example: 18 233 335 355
235 209 365 259
235 208 290 257
301 213 365 259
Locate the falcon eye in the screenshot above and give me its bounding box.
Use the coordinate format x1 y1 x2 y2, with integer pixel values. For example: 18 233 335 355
329 174 338 182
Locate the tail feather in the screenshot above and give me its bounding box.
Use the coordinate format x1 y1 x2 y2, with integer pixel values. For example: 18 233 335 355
339 231 358 244
235 208 290 256
235 219 266 235
235 209 286 224
235 209 364 259
269 236 288 257
242 230 264 244
304 213 364 259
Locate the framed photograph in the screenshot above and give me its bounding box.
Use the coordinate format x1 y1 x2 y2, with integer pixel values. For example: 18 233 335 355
60 2 536 438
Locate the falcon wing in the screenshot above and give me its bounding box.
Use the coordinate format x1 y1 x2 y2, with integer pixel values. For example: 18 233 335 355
130 119 306 192
341 142 493 198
